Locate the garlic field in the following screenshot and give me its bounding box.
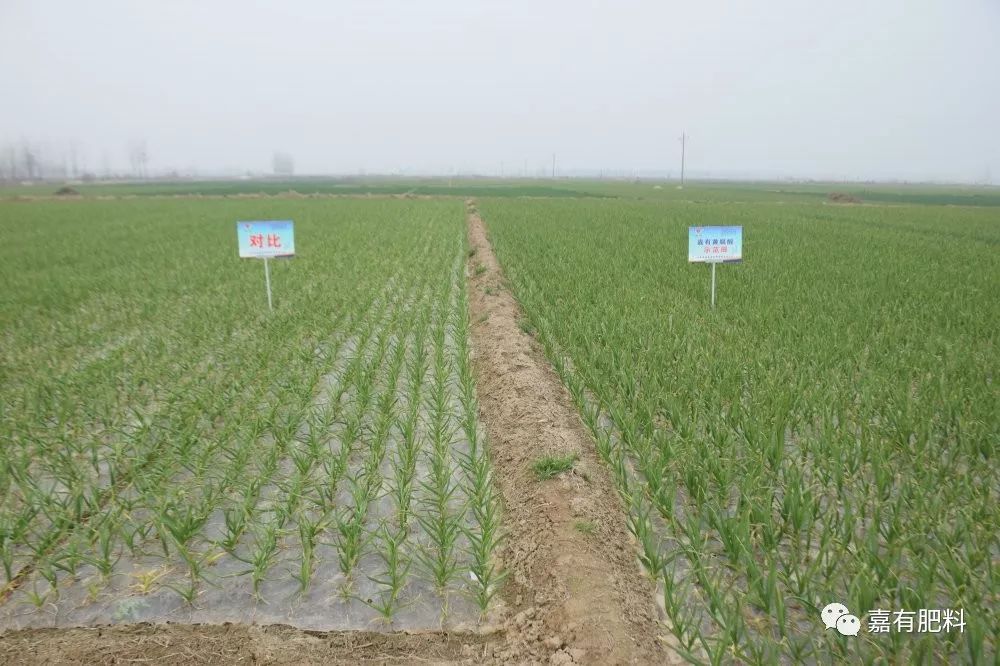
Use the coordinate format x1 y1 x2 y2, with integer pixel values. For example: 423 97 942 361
1 188 996 664
0 199 502 630
480 198 999 664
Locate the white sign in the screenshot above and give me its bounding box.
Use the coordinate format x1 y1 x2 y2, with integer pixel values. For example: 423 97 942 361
237 220 295 258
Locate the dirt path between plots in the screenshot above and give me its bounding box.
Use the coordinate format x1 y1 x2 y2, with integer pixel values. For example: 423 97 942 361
465 202 675 665
0 625 491 665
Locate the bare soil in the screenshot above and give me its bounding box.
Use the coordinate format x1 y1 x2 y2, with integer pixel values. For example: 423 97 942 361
0 624 489 665
826 192 863 204
465 203 674 665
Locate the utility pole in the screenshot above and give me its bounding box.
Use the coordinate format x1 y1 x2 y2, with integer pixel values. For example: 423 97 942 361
679 132 687 188
551 153 556 178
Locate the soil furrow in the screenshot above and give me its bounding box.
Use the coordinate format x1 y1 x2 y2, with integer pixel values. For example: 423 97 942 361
465 201 675 665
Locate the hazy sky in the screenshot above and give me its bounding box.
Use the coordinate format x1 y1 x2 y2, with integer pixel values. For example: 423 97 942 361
2 0 998 182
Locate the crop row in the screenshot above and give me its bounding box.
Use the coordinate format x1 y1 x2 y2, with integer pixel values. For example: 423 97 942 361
481 198 998 664
0 199 502 629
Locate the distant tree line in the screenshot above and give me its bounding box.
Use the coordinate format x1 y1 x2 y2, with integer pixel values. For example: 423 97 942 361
0 139 151 182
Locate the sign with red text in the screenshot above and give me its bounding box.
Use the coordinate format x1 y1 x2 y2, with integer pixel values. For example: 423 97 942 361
688 226 742 263
237 220 295 258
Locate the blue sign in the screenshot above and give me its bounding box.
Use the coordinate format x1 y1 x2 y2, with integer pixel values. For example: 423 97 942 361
237 220 295 258
688 226 742 263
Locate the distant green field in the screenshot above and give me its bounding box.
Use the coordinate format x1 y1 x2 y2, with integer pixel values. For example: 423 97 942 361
573 180 1000 206
0 179 604 200
3 177 999 207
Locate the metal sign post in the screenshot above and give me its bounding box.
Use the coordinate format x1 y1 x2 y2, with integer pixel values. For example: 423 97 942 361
711 262 717 308
688 225 743 308
263 257 273 311
237 220 295 311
